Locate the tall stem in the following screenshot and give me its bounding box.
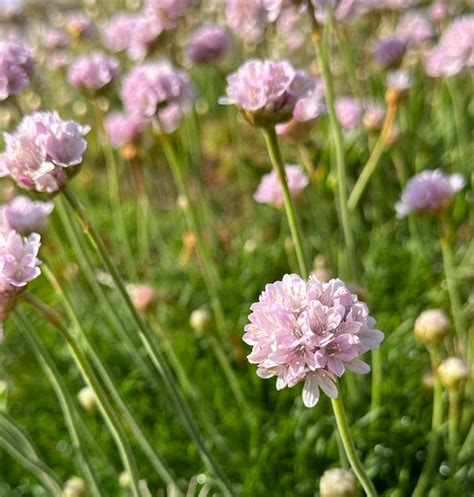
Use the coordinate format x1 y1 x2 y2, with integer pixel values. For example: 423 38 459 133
262 128 308 279
23 293 142 497
331 396 378 497
448 388 459 471
61 186 235 497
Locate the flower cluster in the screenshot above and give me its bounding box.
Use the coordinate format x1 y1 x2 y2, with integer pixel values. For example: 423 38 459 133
0 230 41 339
396 11 433 46
254 164 308 209
396 169 464 218
186 25 231 65
373 37 406 67
0 196 54 236
220 59 311 128
104 112 146 149
335 96 362 131
0 40 35 101
425 15 474 77
67 52 120 92
120 62 195 133
0 112 90 194
244 274 384 407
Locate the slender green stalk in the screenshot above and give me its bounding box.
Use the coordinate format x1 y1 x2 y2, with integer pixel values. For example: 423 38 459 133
348 102 398 211
41 268 182 493
23 292 143 497
307 5 358 281
14 311 104 497
262 128 308 279
370 349 382 424
61 186 235 497
331 396 378 497
448 388 459 471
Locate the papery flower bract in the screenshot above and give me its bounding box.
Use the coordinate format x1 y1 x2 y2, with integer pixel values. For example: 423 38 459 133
386 69 411 92
424 15 474 77
396 169 464 218
104 112 147 149
0 40 35 101
243 274 384 407
121 62 195 133
0 230 41 339
373 37 406 67
0 111 90 194
220 59 312 128
67 52 120 92
335 96 362 131
396 11 433 46
186 25 231 65
254 164 308 209
0 195 54 236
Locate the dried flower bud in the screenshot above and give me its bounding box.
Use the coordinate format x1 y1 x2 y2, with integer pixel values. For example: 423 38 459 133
414 309 450 346
437 357 468 391
320 468 356 497
77 386 97 412
63 476 86 497
190 308 212 334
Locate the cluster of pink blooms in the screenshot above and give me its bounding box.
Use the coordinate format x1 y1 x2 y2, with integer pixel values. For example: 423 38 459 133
395 10 433 46
42 27 69 51
120 62 195 133
0 112 90 194
67 52 120 92
244 274 384 407
425 15 474 78
186 25 231 65
254 165 308 209
0 40 35 101
396 169 465 218
0 196 54 236
65 11 94 39
220 59 312 128
104 112 147 149
0 230 42 339
335 96 363 131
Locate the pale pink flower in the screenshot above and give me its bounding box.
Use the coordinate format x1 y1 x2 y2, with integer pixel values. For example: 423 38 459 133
0 40 35 101
68 52 120 92
0 195 54 236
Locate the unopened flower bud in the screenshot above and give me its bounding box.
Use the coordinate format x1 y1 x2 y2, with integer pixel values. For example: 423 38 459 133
119 470 131 489
190 308 212 334
414 309 450 346
128 284 158 312
437 357 468 390
320 468 356 497
63 476 86 497
77 386 97 412
177 194 189 210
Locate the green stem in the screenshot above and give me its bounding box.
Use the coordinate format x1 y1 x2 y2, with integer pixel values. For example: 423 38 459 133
61 186 235 497
448 388 459 471
14 311 104 497
23 293 142 497
370 349 382 424
331 396 378 497
262 128 308 279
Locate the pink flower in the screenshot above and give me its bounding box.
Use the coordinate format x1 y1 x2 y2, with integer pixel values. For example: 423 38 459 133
0 40 35 101
254 164 308 208
373 37 406 67
0 230 41 339
396 11 433 46
104 112 147 149
0 196 54 236
244 274 383 407
396 169 464 218
335 96 362 131
102 13 136 53
0 111 90 194
68 52 120 92
186 25 231 65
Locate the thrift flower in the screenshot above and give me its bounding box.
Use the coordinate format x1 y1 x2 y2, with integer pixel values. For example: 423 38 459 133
127 284 158 312
0 40 35 101
220 59 312 128
0 111 90 194
0 195 54 236
396 169 464 218
67 52 120 92
414 309 450 346
104 112 146 149
0 230 41 339
335 96 362 131
437 357 468 390
102 12 136 53
320 468 356 497
186 25 231 65
254 164 308 208
373 37 406 67
243 274 384 407
396 11 433 46
121 62 195 132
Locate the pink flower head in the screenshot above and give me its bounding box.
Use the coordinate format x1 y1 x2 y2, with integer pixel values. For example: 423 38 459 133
386 69 411 92
363 103 385 132
424 15 474 77
254 164 308 208
0 40 35 101
65 12 94 39
102 13 136 53
0 230 41 339
68 52 120 92
335 96 362 131
186 25 231 65
128 283 158 312
104 112 147 148
373 37 406 67
0 111 90 194
244 274 384 407
120 62 195 132
396 169 465 218
43 27 69 50
220 59 312 128
0 196 54 236
145 0 193 25
396 11 433 46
